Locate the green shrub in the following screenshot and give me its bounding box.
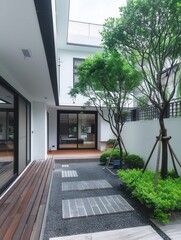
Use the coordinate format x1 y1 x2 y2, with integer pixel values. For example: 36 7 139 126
100 149 120 164
118 169 181 223
106 139 117 147
124 154 144 169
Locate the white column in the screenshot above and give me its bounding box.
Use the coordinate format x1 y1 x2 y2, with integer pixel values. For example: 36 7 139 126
31 102 47 160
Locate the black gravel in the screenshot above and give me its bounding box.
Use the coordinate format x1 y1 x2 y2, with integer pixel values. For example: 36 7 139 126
43 159 170 240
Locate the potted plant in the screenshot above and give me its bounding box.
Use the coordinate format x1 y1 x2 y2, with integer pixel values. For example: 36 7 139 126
106 139 117 149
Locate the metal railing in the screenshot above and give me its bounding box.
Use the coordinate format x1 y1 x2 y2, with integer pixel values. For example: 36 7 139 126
123 98 181 122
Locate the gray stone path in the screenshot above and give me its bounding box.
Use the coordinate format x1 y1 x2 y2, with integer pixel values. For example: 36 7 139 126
62 180 112 191
61 170 78 178
62 194 134 219
43 161 169 240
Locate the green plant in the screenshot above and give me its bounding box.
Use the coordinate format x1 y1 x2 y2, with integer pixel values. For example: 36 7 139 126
124 154 144 169
100 149 127 164
106 139 117 147
100 149 120 164
118 169 181 223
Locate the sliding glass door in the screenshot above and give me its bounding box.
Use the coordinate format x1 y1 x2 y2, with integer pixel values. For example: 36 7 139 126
0 85 15 192
58 111 97 149
0 82 31 194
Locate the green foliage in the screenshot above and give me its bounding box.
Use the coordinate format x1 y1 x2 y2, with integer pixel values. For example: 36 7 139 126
124 154 144 169
101 0 181 179
118 169 181 222
69 51 141 102
106 139 117 146
137 96 149 108
176 69 181 98
101 0 181 104
100 149 121 164
100 150 143 169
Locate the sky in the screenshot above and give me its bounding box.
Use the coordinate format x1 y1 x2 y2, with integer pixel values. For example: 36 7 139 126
69 0 127 25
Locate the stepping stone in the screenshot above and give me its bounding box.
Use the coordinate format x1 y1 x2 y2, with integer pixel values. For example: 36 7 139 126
151 212 181 240
50 225 163 240
62 164 69 168
61 170 78 178
62 195 134 219
62 180 112 191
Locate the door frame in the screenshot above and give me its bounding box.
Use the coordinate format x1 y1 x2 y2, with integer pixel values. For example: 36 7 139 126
57 110 98 150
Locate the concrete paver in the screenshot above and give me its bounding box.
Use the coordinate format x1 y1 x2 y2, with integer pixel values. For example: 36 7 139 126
50 225 163 240
61 170 78 178
62 195 134 219
62 180 112 191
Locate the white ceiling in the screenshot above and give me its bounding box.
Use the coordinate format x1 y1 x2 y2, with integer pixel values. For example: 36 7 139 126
0 0 56 106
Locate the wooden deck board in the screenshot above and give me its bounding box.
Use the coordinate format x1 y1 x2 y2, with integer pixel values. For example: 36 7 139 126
0 156 54 240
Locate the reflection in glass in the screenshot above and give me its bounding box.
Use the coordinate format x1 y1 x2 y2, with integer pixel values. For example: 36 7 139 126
0 85 15 191
59 113 78 149
78 113 95 149
58 112 96 149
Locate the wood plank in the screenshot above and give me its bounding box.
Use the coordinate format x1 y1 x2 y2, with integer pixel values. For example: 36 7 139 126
0 161 42 228
0 157 53 240
0 161 36 205
21 158 54 240
30 158 54 240
14 158 53 240
9 161 48 240
14 162 49 239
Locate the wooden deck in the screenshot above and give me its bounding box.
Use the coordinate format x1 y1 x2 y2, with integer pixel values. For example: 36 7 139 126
0 156 54 240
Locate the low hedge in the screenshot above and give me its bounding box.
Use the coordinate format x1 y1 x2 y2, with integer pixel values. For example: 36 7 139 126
124 154 144 169
100 148 121 164
100 150 143 170
118 169 181 223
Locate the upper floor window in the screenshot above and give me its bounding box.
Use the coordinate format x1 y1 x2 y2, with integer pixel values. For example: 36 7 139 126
73 58 84 84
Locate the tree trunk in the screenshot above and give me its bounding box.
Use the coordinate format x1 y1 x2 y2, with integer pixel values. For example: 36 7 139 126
117 136 123 168
159 113 168 179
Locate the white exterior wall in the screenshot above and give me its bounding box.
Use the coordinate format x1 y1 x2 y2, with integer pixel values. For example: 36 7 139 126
48 107 57 151
98 110 116 151
32 102 47 160
59 49 100 106
122 118 181 175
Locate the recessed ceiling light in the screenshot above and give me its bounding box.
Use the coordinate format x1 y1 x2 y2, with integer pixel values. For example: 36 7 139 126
22 49 31 58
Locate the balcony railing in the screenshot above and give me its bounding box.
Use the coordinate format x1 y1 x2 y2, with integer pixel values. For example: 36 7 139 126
124 98 181 122
67 20 103 46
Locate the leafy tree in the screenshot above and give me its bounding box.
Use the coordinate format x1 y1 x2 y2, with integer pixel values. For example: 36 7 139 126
69 51 141 165
101 0 181 179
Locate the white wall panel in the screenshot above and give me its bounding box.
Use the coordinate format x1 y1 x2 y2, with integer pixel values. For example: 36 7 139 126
48 107 57 151
32 102 47 160
122 118 181 174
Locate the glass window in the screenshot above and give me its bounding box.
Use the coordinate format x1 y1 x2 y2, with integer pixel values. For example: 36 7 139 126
0 83 31 193
58 111 97 149
0 84 15 192
73 58 84 84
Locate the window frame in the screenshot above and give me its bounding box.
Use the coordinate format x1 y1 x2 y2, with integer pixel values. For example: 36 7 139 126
73 58 84 84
